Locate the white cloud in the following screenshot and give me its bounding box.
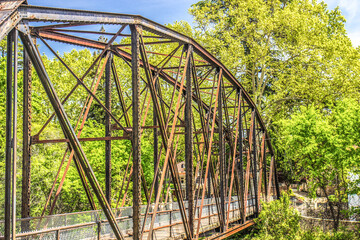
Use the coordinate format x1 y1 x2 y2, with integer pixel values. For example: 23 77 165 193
348 31 360 47
338 0 359 22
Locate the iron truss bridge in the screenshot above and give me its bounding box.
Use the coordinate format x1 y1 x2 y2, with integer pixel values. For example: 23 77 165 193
0 1 280 239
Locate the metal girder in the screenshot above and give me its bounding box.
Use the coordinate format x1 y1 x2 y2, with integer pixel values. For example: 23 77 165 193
131 24 142 240
21 43 31 232
185 45 194 237
105 53 112 204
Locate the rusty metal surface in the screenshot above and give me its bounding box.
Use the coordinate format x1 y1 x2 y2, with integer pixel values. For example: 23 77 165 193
0 1 23 42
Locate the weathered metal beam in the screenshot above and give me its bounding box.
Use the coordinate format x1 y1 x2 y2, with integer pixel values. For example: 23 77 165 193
238 90 245 223
0 1 23 42
105 53 112 205
21 43 32 232
252 109 259 217
257 134 266 209
5 29 14 240
11 29 18 240
153 106 159 200
274 157 281 199
19 32 124 240
131 24 142 240
218 70 226 232
185 45 194 237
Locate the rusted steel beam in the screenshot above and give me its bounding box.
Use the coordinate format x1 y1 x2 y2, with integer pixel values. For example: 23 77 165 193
5 29 14 240
206 220 255 240
274 158 281 198
105 53 112 204
243 111 254 220
111 61 131 127
153 102 159 200
267 156 274 201
258 134 266 207
185 44 194 236
21 44 32 232
0 1 23 42
48 27 164 39
252 110 259 217
11 29 18 240
131 24 142 240
114 40 174 47
19 32 124 240
218 70 226 232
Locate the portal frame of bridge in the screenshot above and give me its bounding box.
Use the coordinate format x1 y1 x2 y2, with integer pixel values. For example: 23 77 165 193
1 1 281 239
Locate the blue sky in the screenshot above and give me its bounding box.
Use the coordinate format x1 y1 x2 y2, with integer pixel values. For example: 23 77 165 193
324 0 360 47
28 0 198 25
28 0 359 47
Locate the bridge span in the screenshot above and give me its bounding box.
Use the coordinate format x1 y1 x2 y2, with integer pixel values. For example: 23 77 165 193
1 1 280 239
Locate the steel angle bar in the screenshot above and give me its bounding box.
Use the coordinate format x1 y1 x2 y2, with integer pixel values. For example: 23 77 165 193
111 61 131 127
267 156 274 201
243 111 254 220
105 53 112 204
130 24 142 240
218 72 226 232
19 32 124 240
257 134 266 207
5 29 14 240
185 45 194 236
252 110 259 217
11 29 18 240
21 44 32 232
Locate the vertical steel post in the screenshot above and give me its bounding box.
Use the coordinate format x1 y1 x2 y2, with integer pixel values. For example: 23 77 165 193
185 45 194 236
263 134 268 201
252 110 259 217
131 24 141 240
12 29 18 240
154 83 159 200
22 40 32 232
105 52 112 204
274 157 281 199
237 91 245 223
5 29 14 240
218 70 225 231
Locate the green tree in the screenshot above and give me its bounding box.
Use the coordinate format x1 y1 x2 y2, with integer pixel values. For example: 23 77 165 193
190 0 360 124
277 98 360 230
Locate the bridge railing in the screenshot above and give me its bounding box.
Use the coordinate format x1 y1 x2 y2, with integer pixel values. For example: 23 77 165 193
0 196 258 239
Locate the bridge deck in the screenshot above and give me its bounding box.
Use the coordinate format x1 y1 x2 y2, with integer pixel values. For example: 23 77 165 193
0 197 257 239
